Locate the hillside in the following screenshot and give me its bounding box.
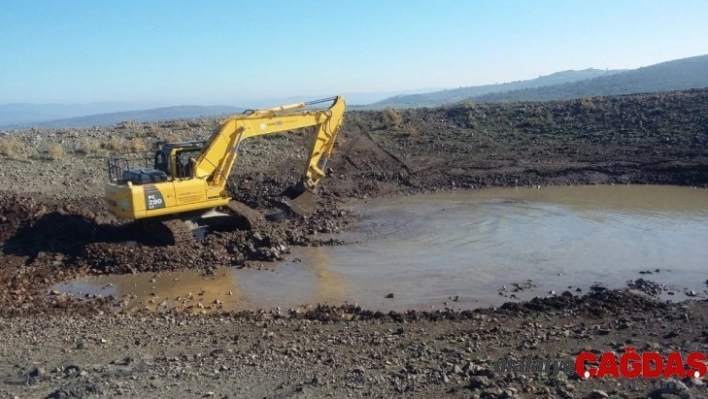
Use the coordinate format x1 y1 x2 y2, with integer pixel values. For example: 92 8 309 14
473 54 708 103
1 87 707 195
368 68 623 109
1 105 245 129
366 54 708 108
0 102 149 127
0 91 439 128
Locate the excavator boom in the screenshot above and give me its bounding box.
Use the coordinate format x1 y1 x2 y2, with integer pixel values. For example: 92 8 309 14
197 96 345 190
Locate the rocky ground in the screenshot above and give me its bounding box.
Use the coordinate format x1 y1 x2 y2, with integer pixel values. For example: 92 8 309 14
1 89 708 398
2 291 708 399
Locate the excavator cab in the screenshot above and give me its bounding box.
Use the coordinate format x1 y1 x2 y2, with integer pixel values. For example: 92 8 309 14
154 140 205 180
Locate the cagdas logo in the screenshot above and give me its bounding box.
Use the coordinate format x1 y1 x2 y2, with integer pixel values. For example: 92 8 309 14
576 348 707 379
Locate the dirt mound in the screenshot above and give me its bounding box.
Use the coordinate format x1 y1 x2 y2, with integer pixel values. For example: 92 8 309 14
498 288 667 317
627 278 665 296
0 191 121 251
294 288 668 320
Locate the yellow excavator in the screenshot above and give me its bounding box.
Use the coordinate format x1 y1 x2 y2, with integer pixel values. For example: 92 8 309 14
104 96 346 244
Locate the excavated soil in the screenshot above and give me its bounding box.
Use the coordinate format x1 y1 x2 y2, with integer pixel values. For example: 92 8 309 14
1 89 708 398
0 190 354 317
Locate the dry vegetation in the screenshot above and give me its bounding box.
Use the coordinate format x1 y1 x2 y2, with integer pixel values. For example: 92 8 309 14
118 120 140 130
127 138 147 153
1 138 66 162
104 137 125 152
144 122 160 134
187 119 208 128
44 142 64 160
75 139 104 156
0 137 34 160
160 132 186 143
166 120 189 129
381 107 403 129
71 137 151 155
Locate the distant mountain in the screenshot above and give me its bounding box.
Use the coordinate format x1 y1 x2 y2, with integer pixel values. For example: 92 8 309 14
0 102 163 127
367 68 625 109
6 54 707 129
0 90 442 128
472 54 708 103
2 105 244 129
245 89 446 108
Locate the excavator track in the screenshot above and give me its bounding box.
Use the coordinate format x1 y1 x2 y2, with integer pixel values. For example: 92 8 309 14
163 219 193 245
142 219 193 246
226 200 265 230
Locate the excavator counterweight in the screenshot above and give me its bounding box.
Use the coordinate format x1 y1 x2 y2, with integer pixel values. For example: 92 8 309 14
104 96 346 244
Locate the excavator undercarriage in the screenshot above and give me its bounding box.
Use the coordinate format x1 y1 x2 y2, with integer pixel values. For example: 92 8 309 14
138 200 267 245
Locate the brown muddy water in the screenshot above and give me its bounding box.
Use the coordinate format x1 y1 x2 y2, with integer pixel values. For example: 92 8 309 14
55 185 708 313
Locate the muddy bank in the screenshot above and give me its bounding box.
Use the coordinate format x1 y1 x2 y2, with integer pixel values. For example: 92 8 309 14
0 190 355 317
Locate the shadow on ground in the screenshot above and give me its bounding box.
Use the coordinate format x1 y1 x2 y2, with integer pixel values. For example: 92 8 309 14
2 211 155 263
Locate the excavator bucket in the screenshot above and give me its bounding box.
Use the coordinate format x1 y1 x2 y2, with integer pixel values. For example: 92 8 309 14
286 188 317 217
274 183 318 218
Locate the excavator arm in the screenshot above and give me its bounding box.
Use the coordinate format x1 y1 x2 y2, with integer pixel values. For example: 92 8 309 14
194 96 346 190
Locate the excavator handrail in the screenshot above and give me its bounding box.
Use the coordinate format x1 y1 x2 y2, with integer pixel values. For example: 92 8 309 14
241 96 337 117
304 96 339 106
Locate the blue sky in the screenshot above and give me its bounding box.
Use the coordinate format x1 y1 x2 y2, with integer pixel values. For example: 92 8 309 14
1 0 707 105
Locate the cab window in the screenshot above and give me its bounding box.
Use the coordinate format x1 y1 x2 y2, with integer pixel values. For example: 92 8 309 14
175 149 200 179
154 151 168 174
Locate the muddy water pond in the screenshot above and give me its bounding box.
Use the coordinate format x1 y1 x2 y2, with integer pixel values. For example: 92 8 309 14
56 185 708 312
